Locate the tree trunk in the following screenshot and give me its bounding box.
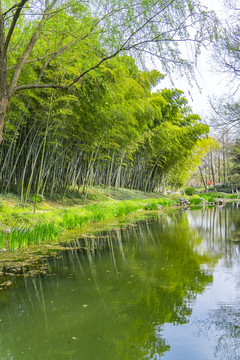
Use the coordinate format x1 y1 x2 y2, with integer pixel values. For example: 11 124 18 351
199 166 207 190
218 154 221 184
0 8 8 143
0 97 8 142
210 150 216 187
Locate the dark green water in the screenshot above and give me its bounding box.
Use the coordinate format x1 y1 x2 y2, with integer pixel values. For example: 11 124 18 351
1 204 240 360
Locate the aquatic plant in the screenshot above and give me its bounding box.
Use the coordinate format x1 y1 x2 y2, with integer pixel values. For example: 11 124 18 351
5 223 64 250
0 231 6 251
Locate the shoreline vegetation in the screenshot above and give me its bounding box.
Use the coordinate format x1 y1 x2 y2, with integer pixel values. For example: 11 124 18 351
0 187 238 280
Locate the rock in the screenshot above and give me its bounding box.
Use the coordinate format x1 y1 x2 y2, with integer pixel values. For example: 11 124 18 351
0 280 12 288
215 199 225 205
2 227 27 234
179 207 190 212
178 198 190 206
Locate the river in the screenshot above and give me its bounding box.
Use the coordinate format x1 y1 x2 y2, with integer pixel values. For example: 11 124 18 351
0 203 240 359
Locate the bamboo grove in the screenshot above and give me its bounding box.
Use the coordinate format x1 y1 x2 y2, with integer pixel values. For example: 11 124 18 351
0 0 219 201
1 54 210 201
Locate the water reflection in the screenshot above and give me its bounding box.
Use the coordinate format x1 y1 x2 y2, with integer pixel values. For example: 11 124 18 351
188 204 240 264
0 205 240 359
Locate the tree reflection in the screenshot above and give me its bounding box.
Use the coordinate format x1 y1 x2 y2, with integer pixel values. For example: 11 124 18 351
0 213 216 360
198 305 240 360
188 203 240 267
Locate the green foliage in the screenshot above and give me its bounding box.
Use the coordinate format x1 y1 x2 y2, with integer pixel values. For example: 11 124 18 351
2 51 210 198
145 203 158 210
189 196 203 205
0 0 216 199
185 187 196 196
228 194 238 199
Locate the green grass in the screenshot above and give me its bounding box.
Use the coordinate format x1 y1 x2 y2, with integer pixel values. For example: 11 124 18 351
187 191 239 205
103 188 163 201
199 191 238 199
0 186 238 252
0 197 176 251
186 191 239 205
198 192 239 202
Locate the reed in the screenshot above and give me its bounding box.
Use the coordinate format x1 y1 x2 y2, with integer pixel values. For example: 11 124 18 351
0 231 6 251
4 223 63 250
62 213 90 229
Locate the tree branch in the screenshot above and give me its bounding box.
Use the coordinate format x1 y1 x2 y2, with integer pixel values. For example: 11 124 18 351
68 48 124 87
36 41 76 84
2 3 23 17
8 0 58 97
4 0 29 53
14 83 68 93
7 51 53 70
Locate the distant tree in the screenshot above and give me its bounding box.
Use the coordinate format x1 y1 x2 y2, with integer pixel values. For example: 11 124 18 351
213 0 240 82
210 1 240 132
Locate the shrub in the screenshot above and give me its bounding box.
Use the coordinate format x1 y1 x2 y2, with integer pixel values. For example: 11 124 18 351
189 196 203 205
205 196 215 203
185 187 196 196
228 194 238 199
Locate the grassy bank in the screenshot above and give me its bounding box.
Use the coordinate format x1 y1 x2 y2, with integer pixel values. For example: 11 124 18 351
189 191 239 205
0 187 238 253
0 188 175 252
0 187 238 278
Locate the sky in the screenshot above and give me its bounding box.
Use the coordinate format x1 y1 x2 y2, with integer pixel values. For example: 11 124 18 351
154 0 229 121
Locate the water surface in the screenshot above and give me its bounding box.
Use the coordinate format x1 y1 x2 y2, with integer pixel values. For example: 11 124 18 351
1 204 240 359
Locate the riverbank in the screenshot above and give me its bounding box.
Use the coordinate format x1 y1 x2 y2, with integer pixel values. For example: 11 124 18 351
0 187 238 279
0 188 175 277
